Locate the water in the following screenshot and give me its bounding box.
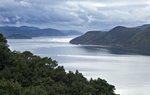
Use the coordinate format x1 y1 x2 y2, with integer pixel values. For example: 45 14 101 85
8 36 150 95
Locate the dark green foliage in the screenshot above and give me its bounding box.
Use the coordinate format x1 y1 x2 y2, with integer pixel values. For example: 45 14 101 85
0 79 22 95
0 34 7 43
90 78 116 95
0 33 117 95
0 34 11 70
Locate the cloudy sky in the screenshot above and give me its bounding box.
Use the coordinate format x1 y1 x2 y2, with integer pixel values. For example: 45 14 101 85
0 0 150 31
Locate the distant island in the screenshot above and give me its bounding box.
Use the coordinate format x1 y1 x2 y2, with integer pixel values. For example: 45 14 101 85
0 26 82 39
70 24 150 50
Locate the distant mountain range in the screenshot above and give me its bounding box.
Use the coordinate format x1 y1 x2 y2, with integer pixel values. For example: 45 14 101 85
61 30 83 35
7 34 32 39
0 26 82 39
70 24 150 50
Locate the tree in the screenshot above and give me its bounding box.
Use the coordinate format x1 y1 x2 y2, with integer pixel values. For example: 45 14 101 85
0 33 11 70
0 79 22 95
90 78 116 95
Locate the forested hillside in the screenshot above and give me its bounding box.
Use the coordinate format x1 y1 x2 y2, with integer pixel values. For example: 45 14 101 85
70 24 150 50
0 33 117 95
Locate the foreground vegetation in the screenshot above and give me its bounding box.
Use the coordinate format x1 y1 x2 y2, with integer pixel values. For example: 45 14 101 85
0 33 117 95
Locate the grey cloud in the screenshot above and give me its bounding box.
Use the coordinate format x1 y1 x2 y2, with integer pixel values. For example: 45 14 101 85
0 0 150 31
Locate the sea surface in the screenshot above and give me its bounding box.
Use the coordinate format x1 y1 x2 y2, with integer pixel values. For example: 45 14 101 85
8 36 150 95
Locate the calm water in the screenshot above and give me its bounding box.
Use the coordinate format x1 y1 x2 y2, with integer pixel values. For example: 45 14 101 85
8 36 150 95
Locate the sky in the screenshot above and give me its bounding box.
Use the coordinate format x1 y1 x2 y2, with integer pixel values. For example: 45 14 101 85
0 0 150 32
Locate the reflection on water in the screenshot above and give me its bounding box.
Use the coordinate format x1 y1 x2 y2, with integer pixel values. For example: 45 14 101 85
8 36 150 95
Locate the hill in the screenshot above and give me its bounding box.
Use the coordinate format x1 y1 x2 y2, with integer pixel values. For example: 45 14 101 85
136 24 150 30
0 26 66 38
0 26 82 39
7 34 32 39
70 31 106 44
61 30 83 35
70 24 150 50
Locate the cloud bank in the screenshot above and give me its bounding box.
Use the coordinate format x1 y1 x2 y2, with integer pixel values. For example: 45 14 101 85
0 0 150 31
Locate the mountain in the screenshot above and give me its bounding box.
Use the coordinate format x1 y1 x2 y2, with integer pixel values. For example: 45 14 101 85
0 26 66 39
70 24 150 49
70 31 106 44
136 24 150 30
7 34 32 39
129 27 150 49
61 30 83 35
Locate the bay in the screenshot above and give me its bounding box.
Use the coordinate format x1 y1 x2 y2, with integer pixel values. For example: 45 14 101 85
8 36 150 95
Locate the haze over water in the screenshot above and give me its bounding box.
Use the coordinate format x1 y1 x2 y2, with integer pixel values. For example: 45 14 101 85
8 36 150 95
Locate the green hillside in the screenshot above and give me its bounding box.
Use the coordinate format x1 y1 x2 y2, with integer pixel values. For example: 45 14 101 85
70 24 150 50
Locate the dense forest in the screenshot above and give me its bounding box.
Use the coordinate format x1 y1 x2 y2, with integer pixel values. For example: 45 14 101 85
0 33 117 95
